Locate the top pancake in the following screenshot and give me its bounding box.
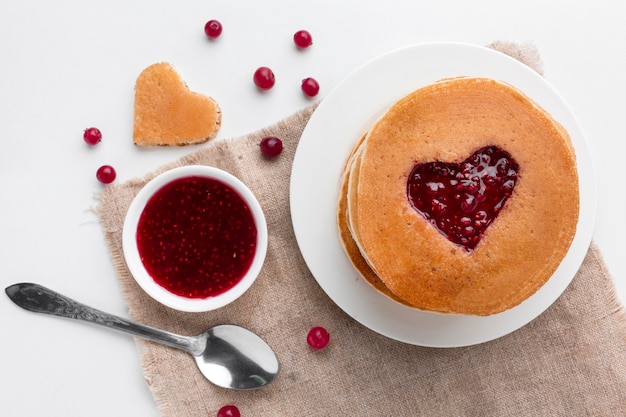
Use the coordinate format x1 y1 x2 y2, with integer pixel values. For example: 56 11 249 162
343 77 579 316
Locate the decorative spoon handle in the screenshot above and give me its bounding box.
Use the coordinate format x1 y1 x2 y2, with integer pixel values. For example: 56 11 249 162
5 282 202 354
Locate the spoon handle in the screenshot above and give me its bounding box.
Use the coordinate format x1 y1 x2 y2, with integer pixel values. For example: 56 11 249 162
5 283 202 355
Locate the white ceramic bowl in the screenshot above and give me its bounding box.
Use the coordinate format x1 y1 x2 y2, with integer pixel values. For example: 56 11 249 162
122 165 268 312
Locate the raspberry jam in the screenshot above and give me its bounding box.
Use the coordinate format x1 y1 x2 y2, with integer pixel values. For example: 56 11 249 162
136 176 257 298
407 146 519 250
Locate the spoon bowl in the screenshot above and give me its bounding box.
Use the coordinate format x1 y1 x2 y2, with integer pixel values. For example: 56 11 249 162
5 282 279 390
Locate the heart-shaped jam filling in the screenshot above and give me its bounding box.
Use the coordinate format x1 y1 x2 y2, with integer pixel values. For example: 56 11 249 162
407 145 519 250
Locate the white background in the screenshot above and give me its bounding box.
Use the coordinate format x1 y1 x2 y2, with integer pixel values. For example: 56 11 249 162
1 1 624 416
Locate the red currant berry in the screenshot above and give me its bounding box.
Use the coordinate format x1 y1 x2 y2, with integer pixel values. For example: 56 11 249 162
83 127 102 145
301 77 320 97
253 67 275 90
217 405 240 417
204 20 223 39
293 30 313 49
96 165 116 184
307 326 330 350
259 136 283 157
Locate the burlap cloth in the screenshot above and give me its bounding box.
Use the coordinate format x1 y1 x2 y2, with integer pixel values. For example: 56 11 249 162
97 43 626 416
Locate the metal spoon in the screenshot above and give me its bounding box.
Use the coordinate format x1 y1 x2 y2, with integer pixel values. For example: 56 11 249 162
5 282 279 390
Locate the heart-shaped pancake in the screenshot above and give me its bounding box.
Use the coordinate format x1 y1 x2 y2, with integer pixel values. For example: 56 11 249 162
407 145 519 250
133 62 221 146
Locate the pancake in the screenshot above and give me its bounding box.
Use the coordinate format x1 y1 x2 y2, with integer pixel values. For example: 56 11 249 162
133 62 222 146
337 77 579 316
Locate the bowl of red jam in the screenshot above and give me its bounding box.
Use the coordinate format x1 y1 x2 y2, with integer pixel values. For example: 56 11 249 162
122 165 268 312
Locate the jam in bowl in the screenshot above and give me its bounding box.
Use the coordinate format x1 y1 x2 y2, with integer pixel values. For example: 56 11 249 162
122 165 268 312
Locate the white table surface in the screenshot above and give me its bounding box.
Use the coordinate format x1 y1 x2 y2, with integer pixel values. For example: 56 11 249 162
1 1 624 415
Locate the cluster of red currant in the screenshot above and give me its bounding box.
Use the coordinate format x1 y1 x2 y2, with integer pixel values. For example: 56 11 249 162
83 127 116 184
244 27 319 159
252 29 319 98
204 21 320 98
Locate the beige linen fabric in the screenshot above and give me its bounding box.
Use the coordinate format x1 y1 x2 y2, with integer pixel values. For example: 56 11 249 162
97 43 626 416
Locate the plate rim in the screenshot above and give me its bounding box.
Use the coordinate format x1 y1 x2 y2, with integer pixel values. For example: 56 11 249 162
289 41 597 347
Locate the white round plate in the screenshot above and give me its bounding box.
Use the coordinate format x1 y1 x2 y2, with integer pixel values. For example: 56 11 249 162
290 42 597 347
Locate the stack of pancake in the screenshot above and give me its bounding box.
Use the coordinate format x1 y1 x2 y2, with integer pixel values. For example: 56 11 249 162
337 77 579 316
